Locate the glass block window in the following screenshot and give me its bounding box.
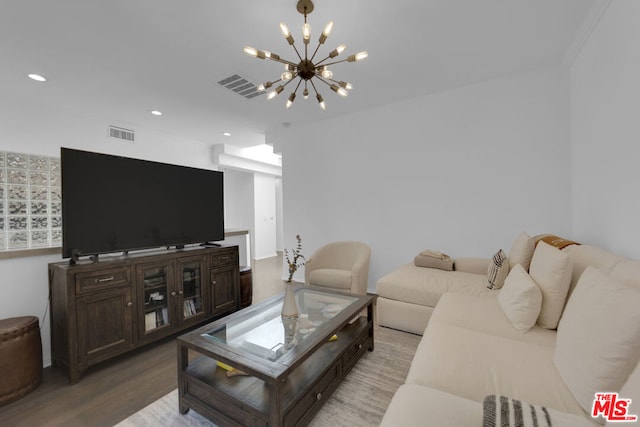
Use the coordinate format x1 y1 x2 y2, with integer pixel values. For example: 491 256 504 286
0 151 61 250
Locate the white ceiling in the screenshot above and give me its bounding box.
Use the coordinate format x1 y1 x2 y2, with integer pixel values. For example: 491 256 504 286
0 0 596 148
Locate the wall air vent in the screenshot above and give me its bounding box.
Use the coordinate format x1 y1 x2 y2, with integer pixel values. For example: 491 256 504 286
217 74 264 99
108 126 135 142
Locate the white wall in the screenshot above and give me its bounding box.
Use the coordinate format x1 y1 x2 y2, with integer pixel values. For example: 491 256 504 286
223 169 254 231
253 173 277 259
570 1 640 258
272 68 573 289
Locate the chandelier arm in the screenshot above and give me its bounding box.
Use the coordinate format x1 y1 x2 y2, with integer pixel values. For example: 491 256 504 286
314 55 334 66
314 75 334 88
270 57 299 67
291 44 304 62
309 43 322 62
309 78 321 95
318 58 349 68
293 78 303 94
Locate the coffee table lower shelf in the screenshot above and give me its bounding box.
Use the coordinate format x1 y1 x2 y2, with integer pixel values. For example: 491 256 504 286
179 316 373 427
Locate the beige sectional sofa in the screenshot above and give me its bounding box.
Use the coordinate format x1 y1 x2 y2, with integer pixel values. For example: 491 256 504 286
378 236 640 426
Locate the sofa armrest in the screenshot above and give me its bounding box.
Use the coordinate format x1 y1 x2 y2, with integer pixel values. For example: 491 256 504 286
455 257 490 274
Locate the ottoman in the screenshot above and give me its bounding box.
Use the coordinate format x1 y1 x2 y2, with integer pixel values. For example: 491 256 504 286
0 316 42 406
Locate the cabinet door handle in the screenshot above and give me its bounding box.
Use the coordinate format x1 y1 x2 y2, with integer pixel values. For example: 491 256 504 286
358 344 363 349
178 290 184 295
126 301 133 307
171 291 177 296
316 392 322 401
95 276 114 283
212 281 217 285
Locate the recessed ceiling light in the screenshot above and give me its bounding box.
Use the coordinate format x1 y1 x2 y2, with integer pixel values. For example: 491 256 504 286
28 73 47 82
223 132 231 137
150 110 162 116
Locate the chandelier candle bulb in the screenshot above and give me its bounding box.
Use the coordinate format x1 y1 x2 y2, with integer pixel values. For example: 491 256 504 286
316 93 326 110
243 46 258 57
347 51 369 62
319 21 334 44
286 92 296 108
268 85 284 100
281 71 293 81
330 84 348 97
339 81 353 90
303 22 311 44
321 68 333 79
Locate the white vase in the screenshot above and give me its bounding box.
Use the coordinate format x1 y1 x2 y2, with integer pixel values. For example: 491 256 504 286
281 282 299 319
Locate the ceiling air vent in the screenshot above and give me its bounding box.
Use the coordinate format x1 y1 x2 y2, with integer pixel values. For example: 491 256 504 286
108 126 135 142
217 74 264 99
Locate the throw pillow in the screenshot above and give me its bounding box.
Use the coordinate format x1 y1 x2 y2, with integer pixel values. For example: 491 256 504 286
497 265 542 333
554 267 640 417
508 232 536 271
528 241 573 329
487 249 509 289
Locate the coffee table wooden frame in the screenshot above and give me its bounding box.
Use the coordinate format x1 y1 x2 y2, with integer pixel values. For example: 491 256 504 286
177 285 374 426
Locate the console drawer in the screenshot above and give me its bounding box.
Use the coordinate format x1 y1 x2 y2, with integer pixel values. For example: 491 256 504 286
341 327 371 375
75 268 130 293
209 250 237 266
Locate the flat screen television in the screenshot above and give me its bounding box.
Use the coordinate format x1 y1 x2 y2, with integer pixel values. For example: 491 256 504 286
61 148 224 260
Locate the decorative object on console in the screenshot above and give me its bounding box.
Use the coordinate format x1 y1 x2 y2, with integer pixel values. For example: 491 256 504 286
487 249 509 289
285 234 306 283
243 0 368 110
282 234 305 318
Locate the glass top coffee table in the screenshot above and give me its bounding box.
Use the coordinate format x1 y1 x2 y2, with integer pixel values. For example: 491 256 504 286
177 286 374 427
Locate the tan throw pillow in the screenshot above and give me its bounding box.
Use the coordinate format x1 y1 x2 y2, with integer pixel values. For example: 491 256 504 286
498 265 542 333
508 232 536 271
487 249 509 290
528 241 573 329
554 267 640 417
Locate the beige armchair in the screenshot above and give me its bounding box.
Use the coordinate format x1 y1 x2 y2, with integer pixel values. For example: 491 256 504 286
304 241 371 295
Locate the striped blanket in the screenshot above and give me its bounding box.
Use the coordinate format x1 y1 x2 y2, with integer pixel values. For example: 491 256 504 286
483 395 552 427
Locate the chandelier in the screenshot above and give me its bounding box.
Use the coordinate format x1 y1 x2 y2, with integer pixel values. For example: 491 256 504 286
243 0 368 110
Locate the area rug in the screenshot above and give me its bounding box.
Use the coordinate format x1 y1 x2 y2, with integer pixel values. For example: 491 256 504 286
116 326 421 427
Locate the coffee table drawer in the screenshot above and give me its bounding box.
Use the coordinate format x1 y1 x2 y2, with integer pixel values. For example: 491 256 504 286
284 362 340 427
342 326 372 375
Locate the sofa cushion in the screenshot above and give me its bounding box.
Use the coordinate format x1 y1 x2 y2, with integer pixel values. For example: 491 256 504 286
380 385 482 427
427 293 556 346
498 265 542 333
406 318 586 418
509 231 536 271
307 268 351 289
376 264 493 308
529 242 573 329
555 267 640 418
607 361 640 426
487 249 509 290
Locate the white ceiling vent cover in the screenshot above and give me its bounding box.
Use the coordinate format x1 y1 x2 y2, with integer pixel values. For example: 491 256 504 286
108 126 135 142
217 74 264 99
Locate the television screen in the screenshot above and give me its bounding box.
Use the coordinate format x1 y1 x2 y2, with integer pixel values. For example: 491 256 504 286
61 148 224 259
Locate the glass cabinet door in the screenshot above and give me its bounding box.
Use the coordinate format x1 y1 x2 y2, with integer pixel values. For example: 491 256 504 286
179 257 205 322
139 264 172 333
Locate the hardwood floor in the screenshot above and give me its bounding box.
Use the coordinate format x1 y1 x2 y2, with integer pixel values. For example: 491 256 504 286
0 254 287 427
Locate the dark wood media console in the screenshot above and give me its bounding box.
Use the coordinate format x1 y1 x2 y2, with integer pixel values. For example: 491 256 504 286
48 245 240 384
